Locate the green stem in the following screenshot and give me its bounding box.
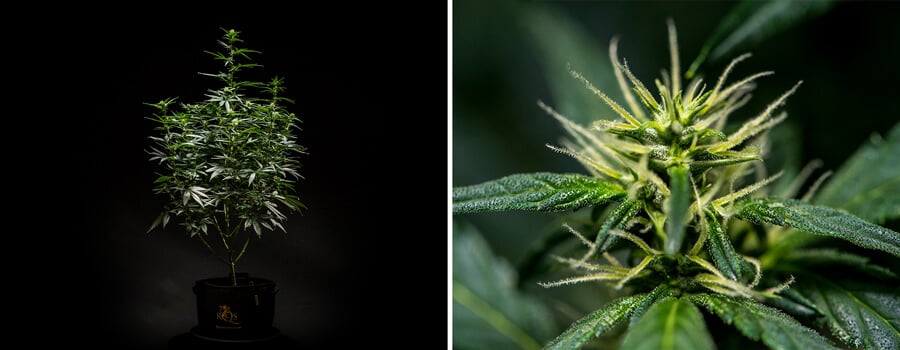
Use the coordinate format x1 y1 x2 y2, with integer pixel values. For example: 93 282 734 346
196 232 228 265
218 221 237 286
229 260 238 287
235 236 251 262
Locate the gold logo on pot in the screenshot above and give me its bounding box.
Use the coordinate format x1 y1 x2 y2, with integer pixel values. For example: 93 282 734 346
216 304 240 325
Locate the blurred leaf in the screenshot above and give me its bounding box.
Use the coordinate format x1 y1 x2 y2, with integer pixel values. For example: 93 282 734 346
793 275 900 350
690 294 838 350
453 172 625 213
687 0 837 77
736 198 900 258
544 292 650 350
814 123 900 224
516 226 570 285
781 248 897 279
766 122 804 198
525 8 618 125
621 297 714 350
453 221 555 350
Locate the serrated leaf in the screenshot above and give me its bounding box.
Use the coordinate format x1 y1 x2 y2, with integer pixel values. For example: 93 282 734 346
545 293 650 350
595 199 641 252
453 173 625 213
664 165 690 255
735 198 900 258
621 297 714 350
686 0 837 77
814 123 900 224
628 285 677 328
690 294 838 350
793 275 900 350
453 221 555 350
763 283 820 318
153 175 173 184
704 211 747 281
147 212 164 233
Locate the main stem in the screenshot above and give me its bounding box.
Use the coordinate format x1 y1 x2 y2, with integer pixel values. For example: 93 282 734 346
221 228 239 287
218 213 239 287
229 258 237 286
219 234 236 286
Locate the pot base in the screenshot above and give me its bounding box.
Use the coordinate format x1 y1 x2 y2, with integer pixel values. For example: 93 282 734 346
190 326 281 343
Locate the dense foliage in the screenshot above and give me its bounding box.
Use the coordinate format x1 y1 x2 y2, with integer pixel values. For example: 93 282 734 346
147 29 305 285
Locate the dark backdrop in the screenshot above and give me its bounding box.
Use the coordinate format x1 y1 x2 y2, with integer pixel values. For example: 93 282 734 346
6 5 447 348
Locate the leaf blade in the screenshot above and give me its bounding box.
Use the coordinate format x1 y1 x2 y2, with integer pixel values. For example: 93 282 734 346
686 0 837 77
781 248 897 279
453 172 625 213
595 198 641 252
735 198 900 258
621 297 714 350
628 285 677 328
704 211 748 281
545 293 650 350
690 294 838 350
793 275 900 350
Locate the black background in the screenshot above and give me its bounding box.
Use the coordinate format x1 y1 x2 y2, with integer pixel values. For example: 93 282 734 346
6 4 447 348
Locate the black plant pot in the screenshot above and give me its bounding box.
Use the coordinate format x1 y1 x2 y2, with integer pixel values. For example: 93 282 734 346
190 273 280 342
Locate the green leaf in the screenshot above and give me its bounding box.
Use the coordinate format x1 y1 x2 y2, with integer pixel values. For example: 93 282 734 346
735 198 900 258
664 165 690 255
704 211 747 281
545 293 650 350
628 285 677 328
690 294 838 350
686 0 837 77
453 173 625 213
763 283 820 318
814 123 900 224
781 248 897 279
595 199 641 252
621 297 714 350
793 275 900 350
453 221 555 350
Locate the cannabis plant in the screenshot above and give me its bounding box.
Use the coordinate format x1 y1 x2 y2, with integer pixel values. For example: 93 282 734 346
147 29 305 286
453 21 899 349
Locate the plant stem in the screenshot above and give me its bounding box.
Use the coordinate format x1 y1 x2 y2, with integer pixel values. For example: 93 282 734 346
218 218 239 286
235 236 251 262
197 233 228 265
229 260 238 286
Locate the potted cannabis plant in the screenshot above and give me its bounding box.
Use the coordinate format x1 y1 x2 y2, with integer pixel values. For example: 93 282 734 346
453 20 899 350
147 29 305 341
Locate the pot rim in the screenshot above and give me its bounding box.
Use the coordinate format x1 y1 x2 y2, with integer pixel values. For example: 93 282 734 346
195 276 276 288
